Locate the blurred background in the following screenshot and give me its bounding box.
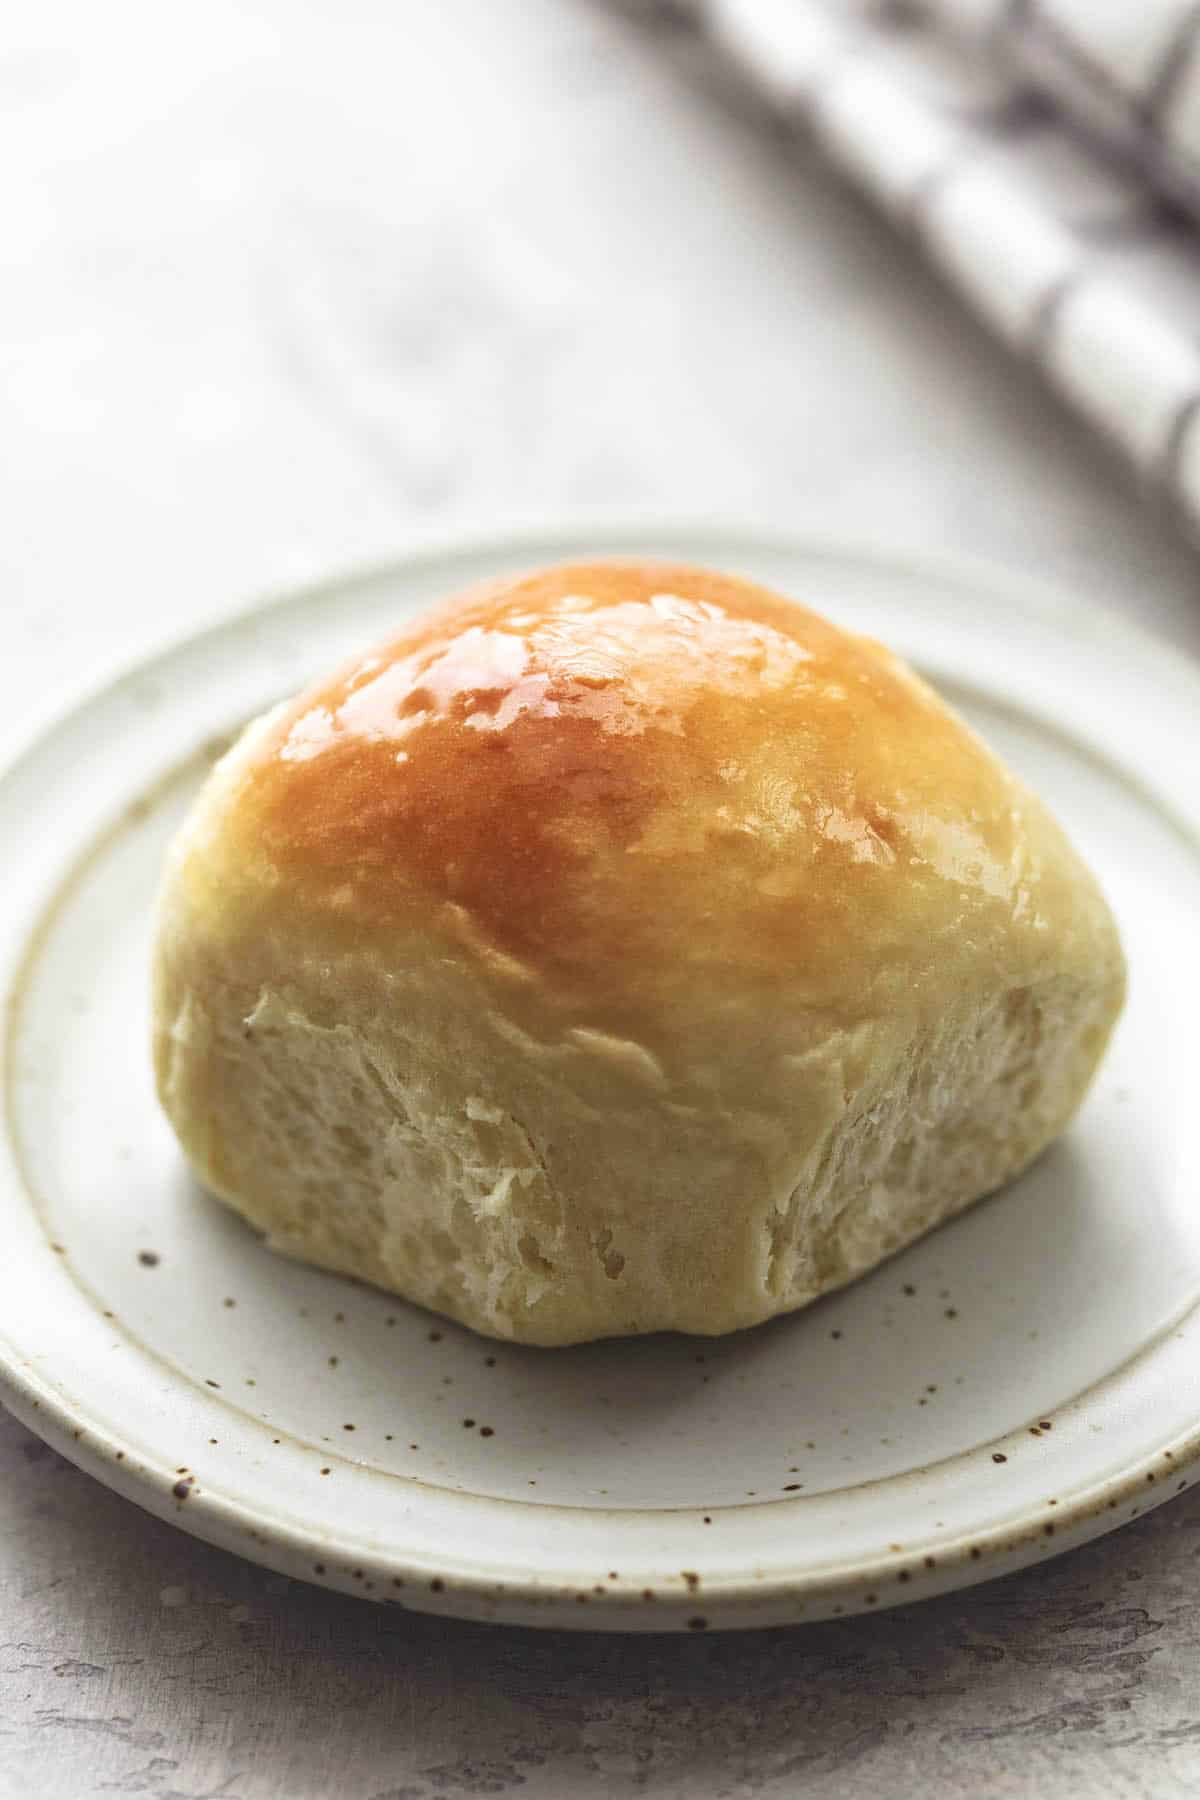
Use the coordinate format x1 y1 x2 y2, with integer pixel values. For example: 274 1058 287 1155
5 0 1200 738
4 4 1200 1798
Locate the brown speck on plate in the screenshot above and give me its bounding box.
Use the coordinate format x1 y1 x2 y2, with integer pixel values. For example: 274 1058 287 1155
992 1452 1007 1464
137 1251 160 1268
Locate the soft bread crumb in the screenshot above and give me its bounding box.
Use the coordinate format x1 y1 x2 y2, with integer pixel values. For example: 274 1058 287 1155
150 561 1125 1345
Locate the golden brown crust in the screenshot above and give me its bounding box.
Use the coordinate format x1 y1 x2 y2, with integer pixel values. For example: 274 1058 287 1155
157 559 1126 1342
225 561 1106 1027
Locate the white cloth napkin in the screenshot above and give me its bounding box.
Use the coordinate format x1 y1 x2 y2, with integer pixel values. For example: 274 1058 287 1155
662 0 1200 536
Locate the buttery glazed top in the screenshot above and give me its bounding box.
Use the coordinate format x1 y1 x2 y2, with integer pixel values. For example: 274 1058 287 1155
227 561 1102 1027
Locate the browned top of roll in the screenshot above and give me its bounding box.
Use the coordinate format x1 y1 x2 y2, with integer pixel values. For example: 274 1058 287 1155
225 560 1105 1024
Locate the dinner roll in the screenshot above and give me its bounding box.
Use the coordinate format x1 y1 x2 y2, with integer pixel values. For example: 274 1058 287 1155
152 561 1125 1345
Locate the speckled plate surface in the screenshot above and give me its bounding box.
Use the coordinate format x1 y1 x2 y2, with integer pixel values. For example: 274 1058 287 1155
3 524 1200 1633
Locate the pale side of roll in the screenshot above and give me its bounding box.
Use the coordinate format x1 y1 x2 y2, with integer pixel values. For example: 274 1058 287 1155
151 561 1126 1345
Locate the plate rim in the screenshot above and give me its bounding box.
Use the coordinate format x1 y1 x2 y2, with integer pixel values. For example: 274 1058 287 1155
3 516 1200 1632
4 508 1199 790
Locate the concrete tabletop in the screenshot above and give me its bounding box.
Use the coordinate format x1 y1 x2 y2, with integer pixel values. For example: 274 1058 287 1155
3 4 1199 1796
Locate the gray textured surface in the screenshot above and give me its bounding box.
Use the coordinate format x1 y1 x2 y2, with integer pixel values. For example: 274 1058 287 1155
3 1 1200 1795
6 1408 1200 1800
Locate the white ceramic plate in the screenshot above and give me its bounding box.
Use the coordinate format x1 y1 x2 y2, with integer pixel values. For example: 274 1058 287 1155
3 525 1200 1634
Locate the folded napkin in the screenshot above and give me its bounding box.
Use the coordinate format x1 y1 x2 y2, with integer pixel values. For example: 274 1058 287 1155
662 0 1200 535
